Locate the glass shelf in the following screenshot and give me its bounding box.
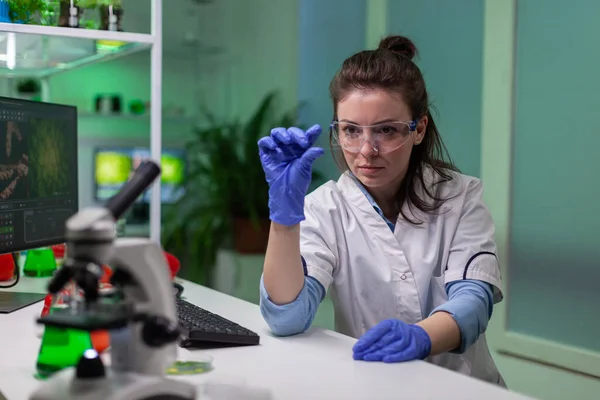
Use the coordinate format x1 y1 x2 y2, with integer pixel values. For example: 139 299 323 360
0 30 150 78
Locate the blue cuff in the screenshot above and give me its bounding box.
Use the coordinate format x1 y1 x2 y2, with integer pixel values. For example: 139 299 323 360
259 274 325 337
430 279 494 353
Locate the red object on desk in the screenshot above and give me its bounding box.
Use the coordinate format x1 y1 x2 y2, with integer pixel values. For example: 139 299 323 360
41 294 53 317
0 253 15 281
91 330 110 353
164 251 180 280
51 244 66 260
100 264 112 284
97 251 176 285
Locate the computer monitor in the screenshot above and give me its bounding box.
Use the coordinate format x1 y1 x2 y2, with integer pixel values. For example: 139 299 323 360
0 97 78 253
94 147 186 205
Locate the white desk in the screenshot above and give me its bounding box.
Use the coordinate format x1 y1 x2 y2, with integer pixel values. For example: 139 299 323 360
0 276 534 400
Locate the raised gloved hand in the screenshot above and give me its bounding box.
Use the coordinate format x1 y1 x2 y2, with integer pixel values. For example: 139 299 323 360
352 319 432 363
258 125 324 226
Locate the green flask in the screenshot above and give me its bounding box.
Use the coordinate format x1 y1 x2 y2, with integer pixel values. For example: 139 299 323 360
34 305 93 380
23 247 57 278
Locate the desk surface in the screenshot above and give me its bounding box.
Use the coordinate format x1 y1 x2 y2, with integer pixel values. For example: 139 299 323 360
0 276 533 400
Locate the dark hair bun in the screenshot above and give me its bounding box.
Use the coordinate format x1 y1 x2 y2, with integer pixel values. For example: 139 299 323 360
378 35 417 60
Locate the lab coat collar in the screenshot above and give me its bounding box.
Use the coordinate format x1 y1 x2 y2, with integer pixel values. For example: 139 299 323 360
337 172 397 234
338 166 444 227
346 171 395 232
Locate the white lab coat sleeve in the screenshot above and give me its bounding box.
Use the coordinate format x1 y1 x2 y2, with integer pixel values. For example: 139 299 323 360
299 197 338 293
444 178 504 303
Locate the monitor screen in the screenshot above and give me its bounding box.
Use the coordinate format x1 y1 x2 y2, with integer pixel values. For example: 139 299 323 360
94 147 186 204
0 97 78 253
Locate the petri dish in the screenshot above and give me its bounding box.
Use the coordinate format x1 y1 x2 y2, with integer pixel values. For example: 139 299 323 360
167 354 214 375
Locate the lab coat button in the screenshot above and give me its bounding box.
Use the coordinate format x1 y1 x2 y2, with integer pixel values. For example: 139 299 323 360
401 274 407 280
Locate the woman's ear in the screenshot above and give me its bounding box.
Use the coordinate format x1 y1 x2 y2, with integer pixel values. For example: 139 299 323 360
414 116 427 145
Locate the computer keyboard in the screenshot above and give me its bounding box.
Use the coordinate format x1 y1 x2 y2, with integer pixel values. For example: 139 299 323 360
176 297 260 348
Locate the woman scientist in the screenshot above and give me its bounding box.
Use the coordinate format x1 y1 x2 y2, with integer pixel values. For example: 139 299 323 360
257 35 505 386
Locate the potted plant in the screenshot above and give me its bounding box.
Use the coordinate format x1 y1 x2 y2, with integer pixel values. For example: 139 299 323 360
39 0 60 26
76 0 100 29
7 0 49 24
77 0 97 7
161 91 322 285
16 79 41 100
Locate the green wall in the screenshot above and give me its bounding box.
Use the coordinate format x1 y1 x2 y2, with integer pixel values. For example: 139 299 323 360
480 1 600 399
387 0 484 177
508 0 600 352
297 0 367 182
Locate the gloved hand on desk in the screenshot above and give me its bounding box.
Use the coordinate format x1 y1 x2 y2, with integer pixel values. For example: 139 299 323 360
258 125 324 226
353 319 432 363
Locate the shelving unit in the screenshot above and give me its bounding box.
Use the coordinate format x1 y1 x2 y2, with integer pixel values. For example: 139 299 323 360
0 0 164 243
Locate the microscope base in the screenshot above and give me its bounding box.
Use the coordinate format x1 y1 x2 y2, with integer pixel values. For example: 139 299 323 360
29 368 197 400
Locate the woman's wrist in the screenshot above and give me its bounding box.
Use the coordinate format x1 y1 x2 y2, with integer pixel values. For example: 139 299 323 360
416 311 461 356
271 221 300 233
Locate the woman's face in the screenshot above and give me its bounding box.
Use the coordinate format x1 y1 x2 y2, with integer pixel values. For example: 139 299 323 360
336 89 426 195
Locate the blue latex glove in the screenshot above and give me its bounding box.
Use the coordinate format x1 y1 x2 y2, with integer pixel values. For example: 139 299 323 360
258 125 324 226
352 319 432 363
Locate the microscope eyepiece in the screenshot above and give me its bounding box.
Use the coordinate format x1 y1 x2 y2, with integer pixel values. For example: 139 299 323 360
105 161 161 220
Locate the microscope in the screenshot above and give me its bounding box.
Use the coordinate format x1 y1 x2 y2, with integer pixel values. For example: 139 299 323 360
29 161 197 400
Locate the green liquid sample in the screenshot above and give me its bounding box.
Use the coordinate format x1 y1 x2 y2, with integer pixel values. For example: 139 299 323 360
35 326 92 379
23 248 57 278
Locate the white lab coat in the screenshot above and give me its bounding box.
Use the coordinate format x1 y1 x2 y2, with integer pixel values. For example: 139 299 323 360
300 169 506 386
